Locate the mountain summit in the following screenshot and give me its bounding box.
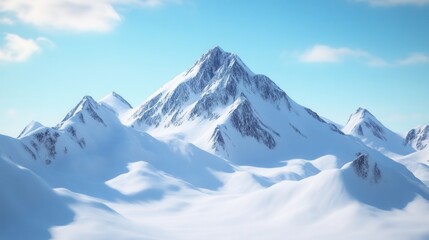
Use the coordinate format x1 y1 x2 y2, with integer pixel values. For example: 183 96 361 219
128 47 360 165
343 108 385 139
404 125 429 150
129 46 291 127
343 108 414 155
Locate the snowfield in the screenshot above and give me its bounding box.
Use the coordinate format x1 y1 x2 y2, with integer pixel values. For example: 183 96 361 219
1 47 429 240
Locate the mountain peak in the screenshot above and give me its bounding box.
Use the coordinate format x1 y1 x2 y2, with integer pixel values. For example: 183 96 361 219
344 108 385 139
130 47 292 130
99 91 132 116
209 46 225 54
354 107 375 120
62 96 97 121
356 107 368 114
343 108 414 155
17 120 44 138
57 95 106 128
404 124 429 150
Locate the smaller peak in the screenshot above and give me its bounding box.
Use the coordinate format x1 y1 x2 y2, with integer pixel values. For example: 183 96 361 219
108 91 129 102
110 91 119 97
99 91 132 115
353 107 377 120
81 95 97 105
356 107 367 113
18 121 44 138
60 95 99 124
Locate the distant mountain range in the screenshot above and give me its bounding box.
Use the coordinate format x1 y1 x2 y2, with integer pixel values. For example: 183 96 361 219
1 47 428 240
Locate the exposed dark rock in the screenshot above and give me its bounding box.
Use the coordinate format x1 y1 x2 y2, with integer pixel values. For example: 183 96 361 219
356 125 363 136
364 120 385 141
59 96 106 127
230 98 276 149
210 126 226 151
404 126 429 150
353 153 369 179
131 47 294 132
289 123 306 138
67 126 77 137
32 129 58 160
305 108 326 123
22 143 36 160
78 113 85 124
162 83 190 115
78 138 86 149
373 163 382 183
330 124 345 135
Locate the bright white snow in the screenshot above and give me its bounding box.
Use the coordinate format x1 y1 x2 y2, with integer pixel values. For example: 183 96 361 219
1 47 429 240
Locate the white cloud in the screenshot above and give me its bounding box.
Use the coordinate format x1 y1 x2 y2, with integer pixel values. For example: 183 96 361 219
0 0 120 32
0 16 13 25
354 0 429 6
0 33 42 62
36 37 56 49
297 44 429 67
396 53 429 65
0 0 182 33
298 45 369 63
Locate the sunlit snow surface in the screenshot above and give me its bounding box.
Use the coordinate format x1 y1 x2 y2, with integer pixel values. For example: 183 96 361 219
1 47 429 239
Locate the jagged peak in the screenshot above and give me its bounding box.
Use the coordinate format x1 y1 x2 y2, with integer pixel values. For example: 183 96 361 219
414 124 429 132
185 46 253 80
346 108 381 126
130 47 294 129
206 46 225 57
343 107 386 140
17 120 44 138
354 107 375 119
62 95 98 122
405 124 429 150
99 91 133 113
56 95 107 129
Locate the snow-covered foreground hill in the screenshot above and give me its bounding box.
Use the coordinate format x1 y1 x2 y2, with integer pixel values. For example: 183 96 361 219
1 47 429 239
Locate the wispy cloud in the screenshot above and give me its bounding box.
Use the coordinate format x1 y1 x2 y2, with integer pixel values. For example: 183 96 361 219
0 33 48 63
354 0 429 6
0 16 13 25
0 0 182 33
297 44 429 67
396 52 429 65
298 45 369 63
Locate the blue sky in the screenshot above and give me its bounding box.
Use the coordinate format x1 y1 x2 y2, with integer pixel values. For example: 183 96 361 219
1 0 428 137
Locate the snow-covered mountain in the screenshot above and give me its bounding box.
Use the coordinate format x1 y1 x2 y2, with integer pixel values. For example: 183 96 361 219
129 46 364 166
1 47 429 239
342 107 414 156
405 125 429 151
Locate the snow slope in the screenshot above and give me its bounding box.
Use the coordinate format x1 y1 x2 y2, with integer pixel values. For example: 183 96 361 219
1 47 429 239
103 153 429 240
0 155 73 240
394 147 429 186
343 107 414 156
